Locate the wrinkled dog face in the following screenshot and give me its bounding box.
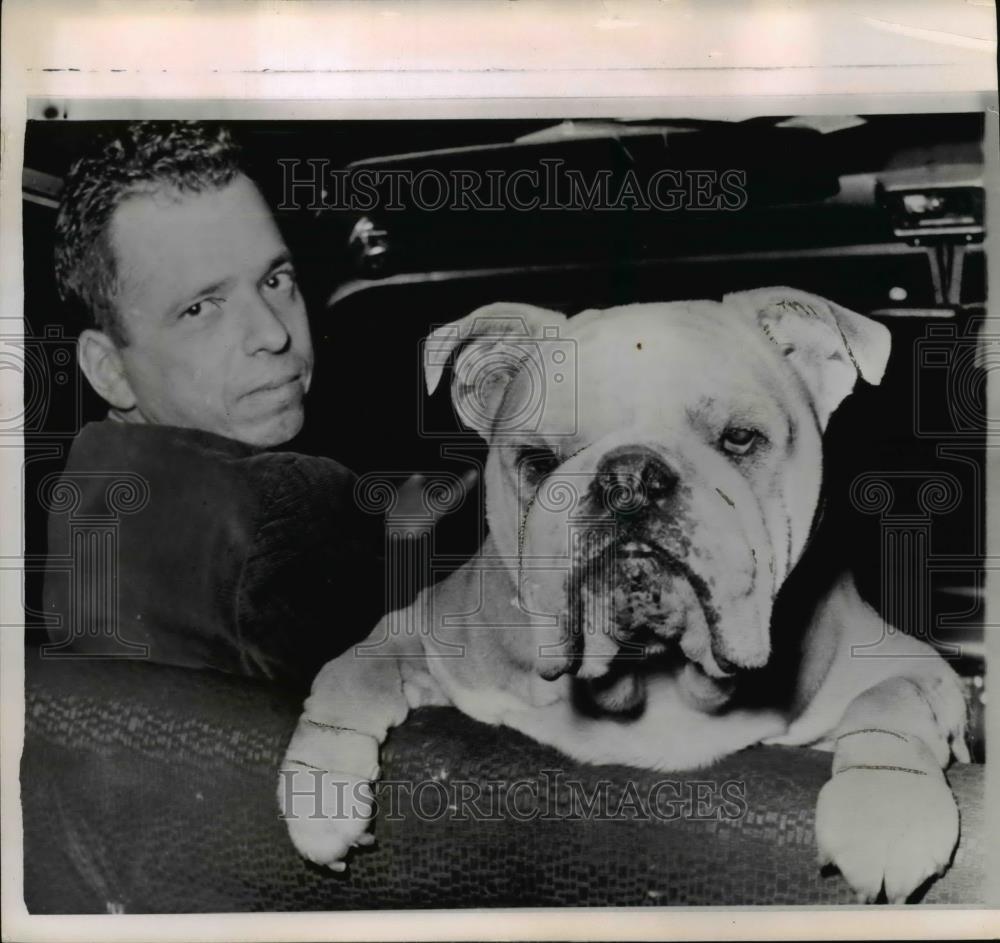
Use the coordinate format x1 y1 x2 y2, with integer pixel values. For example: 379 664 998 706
425 289 890 713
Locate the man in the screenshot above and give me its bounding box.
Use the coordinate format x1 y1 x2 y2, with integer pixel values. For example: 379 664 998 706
43 122 390 687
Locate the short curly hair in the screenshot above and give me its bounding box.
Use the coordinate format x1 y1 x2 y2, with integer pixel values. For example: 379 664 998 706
54 121 243 346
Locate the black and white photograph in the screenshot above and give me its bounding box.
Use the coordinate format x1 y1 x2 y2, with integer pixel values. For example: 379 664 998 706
15 107 990 910
2 1 998 939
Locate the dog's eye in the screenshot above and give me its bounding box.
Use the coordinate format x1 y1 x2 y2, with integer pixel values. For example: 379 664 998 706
720 427 759 456
517 447 561 480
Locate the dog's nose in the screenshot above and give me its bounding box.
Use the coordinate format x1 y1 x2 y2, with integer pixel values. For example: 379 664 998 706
595 446 678 512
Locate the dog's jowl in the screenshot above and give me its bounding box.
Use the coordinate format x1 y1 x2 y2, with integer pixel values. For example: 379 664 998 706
279 287 968 904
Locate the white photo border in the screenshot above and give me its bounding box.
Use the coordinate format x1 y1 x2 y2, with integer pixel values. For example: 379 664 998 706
2 1 997 940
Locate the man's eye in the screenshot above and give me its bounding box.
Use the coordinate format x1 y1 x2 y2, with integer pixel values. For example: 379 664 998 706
181 298 222 319
517 447 561 480
264 270 296 292
720 427 760 456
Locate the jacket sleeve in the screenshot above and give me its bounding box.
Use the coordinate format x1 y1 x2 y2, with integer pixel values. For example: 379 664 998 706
234 453 387 690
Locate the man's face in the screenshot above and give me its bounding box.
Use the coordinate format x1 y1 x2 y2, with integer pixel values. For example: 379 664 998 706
107 174 313 447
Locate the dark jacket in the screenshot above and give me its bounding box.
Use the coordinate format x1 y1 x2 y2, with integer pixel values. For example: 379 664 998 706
41 421 384 689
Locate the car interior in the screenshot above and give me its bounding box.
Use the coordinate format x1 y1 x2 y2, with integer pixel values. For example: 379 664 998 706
23 113 987 740
18 113 988 909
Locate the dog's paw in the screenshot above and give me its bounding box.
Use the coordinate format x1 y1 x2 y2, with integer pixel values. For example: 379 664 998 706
815 768 959 903
278 767 377 871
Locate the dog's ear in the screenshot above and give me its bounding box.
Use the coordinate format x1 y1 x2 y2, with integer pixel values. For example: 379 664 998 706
724 286 892 427
424 302 568 438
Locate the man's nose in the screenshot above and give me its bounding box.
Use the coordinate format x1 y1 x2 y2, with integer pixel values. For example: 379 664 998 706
243 291 292 355
593 446 679 512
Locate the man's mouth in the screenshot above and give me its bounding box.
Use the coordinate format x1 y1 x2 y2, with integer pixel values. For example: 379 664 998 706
246 373 302 397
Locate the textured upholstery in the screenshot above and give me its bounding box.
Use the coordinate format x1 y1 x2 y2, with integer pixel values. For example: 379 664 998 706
21 656 985 913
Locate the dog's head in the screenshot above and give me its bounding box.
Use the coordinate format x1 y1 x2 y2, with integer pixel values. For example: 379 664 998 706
425 288 890 710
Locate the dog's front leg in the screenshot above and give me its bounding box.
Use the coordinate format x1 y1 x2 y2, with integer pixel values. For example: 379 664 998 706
277 623 424 870
816 673 968 903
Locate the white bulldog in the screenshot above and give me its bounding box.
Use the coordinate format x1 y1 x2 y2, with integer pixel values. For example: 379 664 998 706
279 287 969 904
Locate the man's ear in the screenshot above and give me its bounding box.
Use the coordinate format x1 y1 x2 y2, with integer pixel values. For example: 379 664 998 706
723 286 892 427
423 302 568 439
77 329 138 412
